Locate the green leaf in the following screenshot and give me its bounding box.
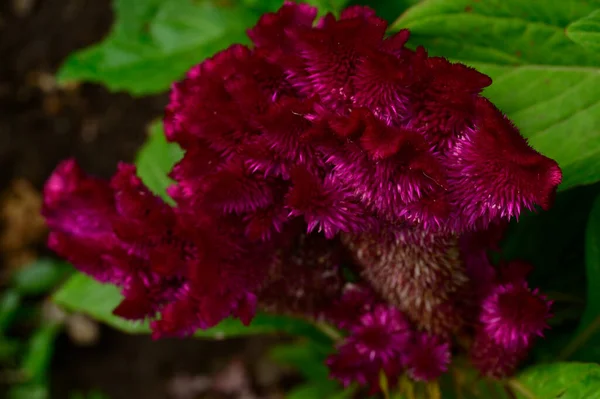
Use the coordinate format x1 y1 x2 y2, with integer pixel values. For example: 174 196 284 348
8 385 48 399
135 121 183 202
57 0 259 95
0 336 20 361
442 363 600 399
567 9 600 53
20 323 62 385
328 387 358 399
11 258 72 296
392 0 600 190
287 382 354 399
57 0 349 95
512 362 600 399
0 290 21 332
270 341 331 381
306 0 350 15
286 383 333 399
53 273 150 334
53 272 331 343
348 0 420 22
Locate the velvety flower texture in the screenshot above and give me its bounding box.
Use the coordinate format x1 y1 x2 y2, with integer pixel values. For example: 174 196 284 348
469 263 552 377
327 305 411 392
43 2 561 394
405 333 451 382
480 281 552 350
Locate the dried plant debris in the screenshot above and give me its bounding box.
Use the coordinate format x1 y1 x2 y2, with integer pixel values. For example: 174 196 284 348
0 179 47 272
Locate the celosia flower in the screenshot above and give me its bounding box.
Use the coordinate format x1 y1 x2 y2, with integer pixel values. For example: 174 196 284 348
43 1 563 393
467 262 551 378
44 159 274 337
469 327 528 378
325 283 378 329
405 333 451 381
326 344 379 389
480 281 552 351
349 305 412 362
327 305 411 391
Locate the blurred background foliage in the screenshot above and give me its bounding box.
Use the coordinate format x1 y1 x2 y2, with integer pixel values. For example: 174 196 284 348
1 0 599 398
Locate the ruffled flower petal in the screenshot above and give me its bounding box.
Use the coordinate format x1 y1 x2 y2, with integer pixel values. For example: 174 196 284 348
43 3 562 391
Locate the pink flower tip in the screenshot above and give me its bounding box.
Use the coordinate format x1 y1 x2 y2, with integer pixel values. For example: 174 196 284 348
481 282 552 350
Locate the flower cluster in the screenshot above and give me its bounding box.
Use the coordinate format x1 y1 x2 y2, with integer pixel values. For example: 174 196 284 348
43 2 561 393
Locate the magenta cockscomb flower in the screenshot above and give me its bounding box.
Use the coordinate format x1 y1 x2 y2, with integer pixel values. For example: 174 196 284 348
405 333 451 381
469 327 528 378
480 281 552 351
467 262 551 378
164 1 560 236
286 168 374 238
327 305 411 391
44 160 188 318
325 283 378 329
327 344 381 389
349 305 412 362
43 1 563 393
44 159 275 337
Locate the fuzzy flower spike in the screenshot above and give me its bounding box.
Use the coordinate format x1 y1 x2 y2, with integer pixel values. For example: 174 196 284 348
43 2 561 394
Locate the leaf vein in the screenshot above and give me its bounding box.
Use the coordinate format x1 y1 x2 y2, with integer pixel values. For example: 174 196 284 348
530 98 600 140
511 73 599 116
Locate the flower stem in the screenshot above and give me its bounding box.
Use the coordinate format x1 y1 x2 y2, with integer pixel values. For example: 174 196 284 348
557 314 600 360
314 321 343 341
506 379 537 399
426 382 441 399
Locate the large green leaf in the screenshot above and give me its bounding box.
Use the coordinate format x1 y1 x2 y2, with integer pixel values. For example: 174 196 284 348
53 273 332 343
58 0 259 95
135 121 183 202
441 362 600 399
287 383 355 399
306 0 350 15
57 0 349 95
11 258 72 296
512 362 600 399
567 9 600 53
348 0 421 23
392 0 600 191
53 274 150 334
